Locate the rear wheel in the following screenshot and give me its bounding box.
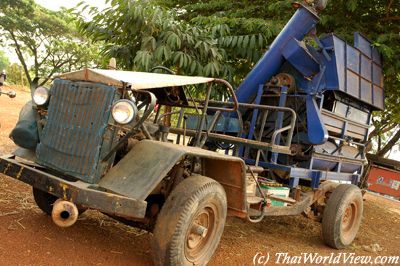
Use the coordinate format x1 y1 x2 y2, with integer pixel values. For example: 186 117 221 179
322 184 363 249
152 175 227 266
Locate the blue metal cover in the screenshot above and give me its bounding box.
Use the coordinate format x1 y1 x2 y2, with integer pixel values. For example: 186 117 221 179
282 38 320 78
320 33 384 110
36 79 116 182
235 5 319 104
186 114 241 133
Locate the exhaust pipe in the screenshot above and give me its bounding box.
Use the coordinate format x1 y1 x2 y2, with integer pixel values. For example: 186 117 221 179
51 199 79 228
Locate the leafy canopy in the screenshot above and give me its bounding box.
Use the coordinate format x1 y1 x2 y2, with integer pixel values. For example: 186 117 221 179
5 63 29 87
78 0 399 155
156 0 400 155
76 1 228 78
0 51 10 71
0 0 101 87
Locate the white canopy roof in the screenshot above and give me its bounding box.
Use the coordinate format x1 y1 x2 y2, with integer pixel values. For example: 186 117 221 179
57 68 215 89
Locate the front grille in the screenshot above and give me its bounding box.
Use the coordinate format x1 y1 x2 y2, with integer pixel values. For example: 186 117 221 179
36 79 116 183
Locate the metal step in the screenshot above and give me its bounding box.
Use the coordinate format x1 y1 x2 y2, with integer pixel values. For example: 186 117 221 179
247 196 264 205
247 208 263 217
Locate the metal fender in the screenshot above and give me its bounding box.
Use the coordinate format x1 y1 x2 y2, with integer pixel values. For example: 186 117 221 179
99 140 248 218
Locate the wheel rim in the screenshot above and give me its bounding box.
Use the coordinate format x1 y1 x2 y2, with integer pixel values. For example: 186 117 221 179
341 201 358 239
185 203 217 263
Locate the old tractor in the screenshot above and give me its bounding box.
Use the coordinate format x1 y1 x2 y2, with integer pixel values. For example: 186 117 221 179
0 1 383 265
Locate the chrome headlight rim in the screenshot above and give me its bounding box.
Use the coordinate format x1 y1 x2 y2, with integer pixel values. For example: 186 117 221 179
33 86 50 106
111 99 138 125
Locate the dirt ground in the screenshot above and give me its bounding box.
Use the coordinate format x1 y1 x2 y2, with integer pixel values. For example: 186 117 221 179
0 88 399 265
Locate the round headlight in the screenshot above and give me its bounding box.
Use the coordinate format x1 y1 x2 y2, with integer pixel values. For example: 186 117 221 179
33 86 49 106
112 100 137 125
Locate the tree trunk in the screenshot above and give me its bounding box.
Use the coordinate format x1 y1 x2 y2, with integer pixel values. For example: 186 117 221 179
376 129 400 157
369 123 396 140
9 31 32 85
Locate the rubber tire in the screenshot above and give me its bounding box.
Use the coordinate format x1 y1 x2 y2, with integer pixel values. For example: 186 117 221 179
32 188 87 215
33 187 58 215
322 184 363 249
151 175 227 266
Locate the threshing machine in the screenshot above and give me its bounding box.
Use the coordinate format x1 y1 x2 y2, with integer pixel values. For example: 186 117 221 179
0 1 384 265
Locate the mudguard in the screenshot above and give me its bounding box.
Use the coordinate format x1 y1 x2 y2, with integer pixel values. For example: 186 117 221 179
99 140 248 217
10 101 39 150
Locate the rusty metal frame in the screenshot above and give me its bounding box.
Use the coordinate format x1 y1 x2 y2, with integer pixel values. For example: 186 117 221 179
98 140 248 218
166 98 296 154
251 181 339 217
0 155 147 219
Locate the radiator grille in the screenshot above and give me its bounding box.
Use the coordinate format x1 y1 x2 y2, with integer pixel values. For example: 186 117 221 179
36 79 116 182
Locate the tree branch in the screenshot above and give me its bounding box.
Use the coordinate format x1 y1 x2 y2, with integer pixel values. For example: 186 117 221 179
382 16 400 21
376 129 400 157
369 123 397 139
9 31 32 84
386 0 394 19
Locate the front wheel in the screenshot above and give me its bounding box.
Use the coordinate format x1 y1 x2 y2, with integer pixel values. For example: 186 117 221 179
32 188 87 216
33 187 58 215
322 184 363 249
152 175 227 266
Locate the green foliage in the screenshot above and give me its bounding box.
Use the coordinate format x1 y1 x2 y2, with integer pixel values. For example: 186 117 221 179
76 0 227 78
0 51 10 71
76 0 292 84
154 0 292 83
79 0 399 132
157 0 400 150
0 0 101 86
5 63 29 86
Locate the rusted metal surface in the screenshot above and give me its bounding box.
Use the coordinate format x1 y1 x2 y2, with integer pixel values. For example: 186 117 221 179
263 193 314 216
263 181 338 216
0 155 147 219
99 140 248 217
367 165 400 199
58 69 215 89
367 153 400 170
36 79 116 183
268 194 297 204
202 158 247 217
99 140 187 200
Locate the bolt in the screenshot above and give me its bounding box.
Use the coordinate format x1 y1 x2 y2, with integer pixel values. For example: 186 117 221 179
191 223 208 238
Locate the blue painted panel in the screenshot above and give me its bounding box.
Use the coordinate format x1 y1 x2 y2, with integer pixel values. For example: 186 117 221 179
372 63 383 87
306 96 328 145
319 34 384 110
346 45 360 73
360 55 372 82
354 32 372 58
282 38 320 78
331 35 346 91
346 70 360 98
373 85 384 110
235 5 319 104
36 79 116 183
372 48 382 66
186 114 240 133
360 78 372 104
